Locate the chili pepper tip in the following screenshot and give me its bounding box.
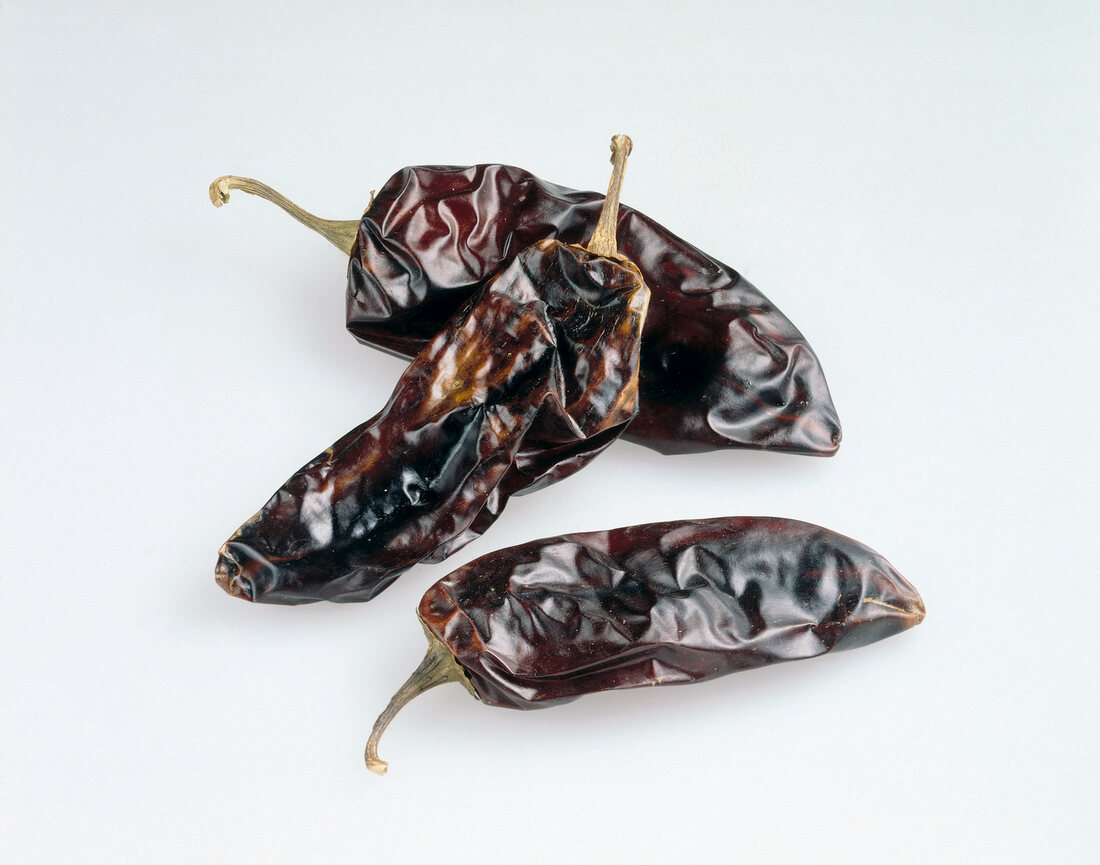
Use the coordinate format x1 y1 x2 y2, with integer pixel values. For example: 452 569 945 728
214 545 255 601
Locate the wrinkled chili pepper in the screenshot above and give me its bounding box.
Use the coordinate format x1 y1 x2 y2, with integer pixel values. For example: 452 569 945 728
210 158 841 456
364 516 924 773
215 137 649 604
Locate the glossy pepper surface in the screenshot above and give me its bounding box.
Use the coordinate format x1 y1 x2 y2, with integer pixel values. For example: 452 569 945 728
347 165 841 455
212 159 841 456
365 516 924 772
215 138 649 604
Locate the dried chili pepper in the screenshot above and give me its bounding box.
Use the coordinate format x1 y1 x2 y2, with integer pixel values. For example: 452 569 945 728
215 137 649 604
364 516 924 774
210 156 840 456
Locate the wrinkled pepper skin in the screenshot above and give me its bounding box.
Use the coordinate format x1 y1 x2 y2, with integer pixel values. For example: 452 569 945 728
216 239 649 604
349 165 841 456
419 517 923 708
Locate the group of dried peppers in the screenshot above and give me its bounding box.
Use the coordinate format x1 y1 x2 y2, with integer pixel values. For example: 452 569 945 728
210 136 923 775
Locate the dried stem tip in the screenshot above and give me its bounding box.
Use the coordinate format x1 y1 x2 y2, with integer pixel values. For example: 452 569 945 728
207 175 360 256
585 134 633 259
364 629 475 776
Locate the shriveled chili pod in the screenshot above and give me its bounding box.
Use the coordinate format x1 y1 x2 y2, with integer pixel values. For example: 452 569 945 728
215 137 649 604
364 516 924 774
210 156 840 456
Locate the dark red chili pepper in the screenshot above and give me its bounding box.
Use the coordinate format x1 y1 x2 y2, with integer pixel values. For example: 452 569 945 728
210 154 840 456
364 516 924 774
215 137 649 604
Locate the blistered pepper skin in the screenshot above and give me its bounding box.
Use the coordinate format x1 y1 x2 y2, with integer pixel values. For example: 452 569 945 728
349 165 841 456
215 240 649 604
418 517 923 708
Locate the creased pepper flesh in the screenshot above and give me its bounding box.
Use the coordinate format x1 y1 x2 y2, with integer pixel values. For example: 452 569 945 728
349 165 841 455
216 240 649 603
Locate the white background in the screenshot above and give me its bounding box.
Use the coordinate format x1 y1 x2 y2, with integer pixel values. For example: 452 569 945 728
2 2 1096 862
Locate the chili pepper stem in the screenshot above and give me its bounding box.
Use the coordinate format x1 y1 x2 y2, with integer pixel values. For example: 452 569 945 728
365 629 475 775
585 134 633 259
208 175 360 255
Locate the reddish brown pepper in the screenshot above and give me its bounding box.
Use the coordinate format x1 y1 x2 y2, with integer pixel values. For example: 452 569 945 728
215 137 649 604
365 516 924 773
211 152 840 456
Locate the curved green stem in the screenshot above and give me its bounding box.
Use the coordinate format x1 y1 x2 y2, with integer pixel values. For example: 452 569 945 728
365 629 475 776
208 175 359 255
